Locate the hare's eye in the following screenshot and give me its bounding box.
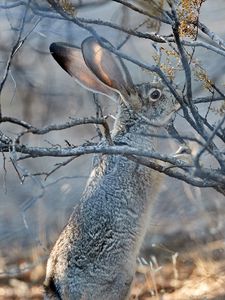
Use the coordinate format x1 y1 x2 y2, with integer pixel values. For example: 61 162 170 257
149 88 162 101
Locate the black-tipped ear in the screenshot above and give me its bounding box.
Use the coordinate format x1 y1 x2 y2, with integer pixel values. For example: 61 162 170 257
49 42 116 99
50 42 72 75
81 37 130 95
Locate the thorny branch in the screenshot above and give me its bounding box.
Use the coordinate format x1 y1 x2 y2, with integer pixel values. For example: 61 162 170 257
1 116 112 144
0 0 31 117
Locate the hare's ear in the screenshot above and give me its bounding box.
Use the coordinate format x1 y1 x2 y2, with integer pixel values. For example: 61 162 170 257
81 37 134 98
49 42 116 100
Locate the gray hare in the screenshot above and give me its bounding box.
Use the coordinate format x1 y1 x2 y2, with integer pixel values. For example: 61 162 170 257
44 36 179 300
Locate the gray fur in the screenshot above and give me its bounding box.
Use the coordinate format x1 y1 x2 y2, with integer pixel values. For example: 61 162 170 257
44 37 178 300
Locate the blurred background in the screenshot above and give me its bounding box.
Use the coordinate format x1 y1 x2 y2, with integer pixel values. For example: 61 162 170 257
0 1 225 299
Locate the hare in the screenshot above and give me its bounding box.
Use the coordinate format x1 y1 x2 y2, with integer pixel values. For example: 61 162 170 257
44 36 179 300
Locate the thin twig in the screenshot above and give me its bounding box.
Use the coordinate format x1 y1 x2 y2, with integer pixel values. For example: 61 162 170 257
111 0 172 24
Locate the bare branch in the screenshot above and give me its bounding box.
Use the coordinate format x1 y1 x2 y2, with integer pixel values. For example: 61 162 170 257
111 0 172 24
198 21 225 49
1 116 113 145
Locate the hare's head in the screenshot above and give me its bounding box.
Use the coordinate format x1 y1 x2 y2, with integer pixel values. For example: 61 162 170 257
50 37 179 127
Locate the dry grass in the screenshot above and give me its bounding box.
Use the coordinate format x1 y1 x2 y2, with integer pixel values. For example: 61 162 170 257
129 238 225 300
1 239 225 300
